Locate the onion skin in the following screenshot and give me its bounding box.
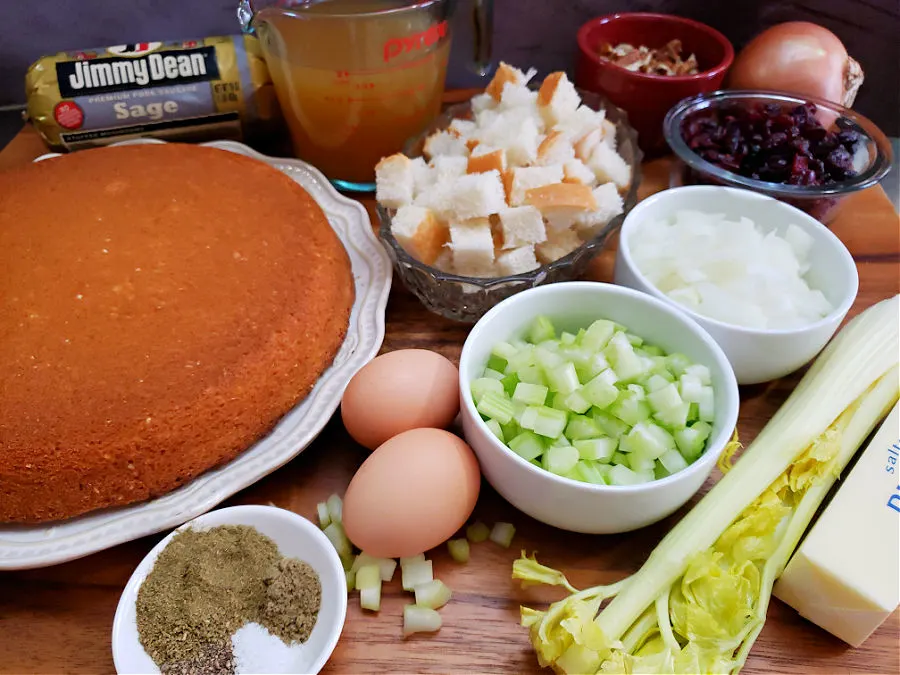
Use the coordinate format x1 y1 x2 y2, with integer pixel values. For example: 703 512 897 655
729 22 862 107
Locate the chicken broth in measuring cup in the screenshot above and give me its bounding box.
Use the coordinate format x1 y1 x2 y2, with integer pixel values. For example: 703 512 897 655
253 0 453 189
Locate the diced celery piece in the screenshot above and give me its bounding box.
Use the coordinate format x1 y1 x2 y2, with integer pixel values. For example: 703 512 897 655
666 352 693 377
477 391 514 424
486 354 507 373
560 468 583 482
518 365 546 385
518 405 538 430
546 361 580 394
447 538 470 563
482 367 505 381
547 434 572 448
625 332 643 347
401 559 433 591
403 605 442 637
653 462 670 481
501 372 520 396
684 363 712 385
634 469 655 483
532 406 569 438
471 377 504 404
352 553 398 582
549 391 570 411
535 346 564 371
545 444 579 475
697 386 716 422
414 579 452 610
609 390 651 426
513 382 549 406
627 383 646 399
485 418 505 442
511 338 529 350
489 522 516 548
564 414 601 440
659 448 689 474
325 493 343 524
356 564 381 590
647 383 682 412
509 430 544 461
575 459 607 484
655 401 690 429
400 553 425 566
674 421 712 460
645 373 673 392
466 521 490 543
593 409 630 438
508 344 536 372
605 331 646 381
582 370 619 409
608 464 641 485
537 339 560 352
625 421 676 459
345 569 356 591
529 315 556 343
574 437 617 462
500 419 520 441
577 351 611 381
582 319 616 351
491 341 518 362
627 451 655 473
562 389 592 414
316 501 331 529
611 451 629 466
687 402 700 422
360 586 381 612
530 458 542 468
560 331 577 345
647 355 670 374
679 373 704 403
642 344 664 357
323 522 352 559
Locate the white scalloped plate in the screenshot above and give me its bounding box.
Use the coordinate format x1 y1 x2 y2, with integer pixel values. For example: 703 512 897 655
0 139 391 570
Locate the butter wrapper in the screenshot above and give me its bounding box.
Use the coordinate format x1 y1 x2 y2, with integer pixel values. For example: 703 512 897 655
25 36 281 151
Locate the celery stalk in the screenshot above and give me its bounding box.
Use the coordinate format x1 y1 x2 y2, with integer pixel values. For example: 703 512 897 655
513 296 900 674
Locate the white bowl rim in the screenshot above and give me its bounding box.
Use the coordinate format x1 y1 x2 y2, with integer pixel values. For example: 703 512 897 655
459 280 740 494
617 185 859 336
111 504 347 674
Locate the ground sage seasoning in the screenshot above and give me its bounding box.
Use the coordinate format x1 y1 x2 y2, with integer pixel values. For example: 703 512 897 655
135 524 322 674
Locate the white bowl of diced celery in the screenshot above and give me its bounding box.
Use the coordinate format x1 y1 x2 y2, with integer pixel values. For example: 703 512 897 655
459 281 739 534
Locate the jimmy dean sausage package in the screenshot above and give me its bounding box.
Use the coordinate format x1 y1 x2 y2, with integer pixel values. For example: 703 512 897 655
25 35 281 151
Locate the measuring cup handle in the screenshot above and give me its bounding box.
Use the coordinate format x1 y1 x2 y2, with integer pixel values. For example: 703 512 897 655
471 0 494 76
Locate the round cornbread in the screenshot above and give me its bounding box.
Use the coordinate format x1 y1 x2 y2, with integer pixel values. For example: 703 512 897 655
0 143 354 523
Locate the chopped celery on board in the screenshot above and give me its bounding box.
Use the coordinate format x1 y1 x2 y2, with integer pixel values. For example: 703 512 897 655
474 315 718 485
513 296 900 674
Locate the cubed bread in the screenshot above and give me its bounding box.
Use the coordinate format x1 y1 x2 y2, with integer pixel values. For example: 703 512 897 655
600 118 618 149
470 92 496 114
410 156 435 198
449 170 507 220
563 158 597 185
468 148 506 174
537 72 582 126
424 130 468 159
481 113 542 167
498 82 539 111
553 105 606 143
449 218 494 274
506 165 565 205
496 245 540 276
536 227 582 264
497 205 547 248
587 142 631 190
391 205 449 265
375 153 415 208
574 182 624 237
433 155 468 181
536 130 576 167
525 182 597 231
486 62 527 101
432 248 453 273
449 118 477 139
574 126 603 161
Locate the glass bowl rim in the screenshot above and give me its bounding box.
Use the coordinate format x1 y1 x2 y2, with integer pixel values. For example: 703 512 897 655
377 93 643 290
663 88 893 197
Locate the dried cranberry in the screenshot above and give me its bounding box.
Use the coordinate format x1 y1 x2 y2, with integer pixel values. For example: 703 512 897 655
837 129 860 147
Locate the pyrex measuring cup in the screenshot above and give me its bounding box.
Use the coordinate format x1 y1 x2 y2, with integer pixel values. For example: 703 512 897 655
238 0 493 191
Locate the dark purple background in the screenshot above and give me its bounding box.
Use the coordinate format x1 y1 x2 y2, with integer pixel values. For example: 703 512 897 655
2 0 898 134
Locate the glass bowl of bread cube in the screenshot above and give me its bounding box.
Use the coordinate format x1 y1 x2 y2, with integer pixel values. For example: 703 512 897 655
375 63 643 323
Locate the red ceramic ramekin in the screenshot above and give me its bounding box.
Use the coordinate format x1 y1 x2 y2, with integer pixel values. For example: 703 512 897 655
576 13 734 155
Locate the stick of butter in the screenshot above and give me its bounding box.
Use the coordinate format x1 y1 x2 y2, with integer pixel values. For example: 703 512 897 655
774 402 900 647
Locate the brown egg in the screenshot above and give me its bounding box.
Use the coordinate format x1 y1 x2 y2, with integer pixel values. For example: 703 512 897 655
340 349 460 450
342 428 481 558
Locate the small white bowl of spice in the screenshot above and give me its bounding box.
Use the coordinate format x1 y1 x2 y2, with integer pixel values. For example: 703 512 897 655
112 504 347 675
614 185 858 384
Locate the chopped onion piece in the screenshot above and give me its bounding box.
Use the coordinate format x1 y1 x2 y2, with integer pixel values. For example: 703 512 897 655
403 605 442 637
490 522 516 548
401 559 434 591
466 521 491 543
414 579 452 609
447 538 470 563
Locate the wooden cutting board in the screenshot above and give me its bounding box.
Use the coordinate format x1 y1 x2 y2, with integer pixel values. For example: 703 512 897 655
0 119 897 675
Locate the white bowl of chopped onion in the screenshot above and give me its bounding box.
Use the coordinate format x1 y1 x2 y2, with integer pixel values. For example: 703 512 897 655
614 186 858 384
459 281 739 534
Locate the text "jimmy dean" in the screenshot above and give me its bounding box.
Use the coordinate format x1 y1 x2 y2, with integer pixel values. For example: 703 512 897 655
67 52 208 90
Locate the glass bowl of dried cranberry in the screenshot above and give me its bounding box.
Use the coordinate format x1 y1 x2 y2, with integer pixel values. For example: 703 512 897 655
663 90 893 224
